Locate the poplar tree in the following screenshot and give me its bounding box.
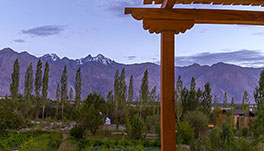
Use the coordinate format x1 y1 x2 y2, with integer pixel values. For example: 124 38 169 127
60 65 68 119
223 92 228 108
128 75 134 104
201 82 212 115
255 70 264 108
231 97 235 110
56 83 60 120
214 96 219 108
75 68 81 108
106 90 114 118
176 75 183 121
24 63 33 103
113 70 120 128
253 70 264 137
140 69 149 118
189 77 197 111
140 69 149 104
69 88 73 101
242 90 249 112
35 59 42 98
150 86 157 115
42 62 49 119
10 59 20 102
118 68 127 126
119 68 127 103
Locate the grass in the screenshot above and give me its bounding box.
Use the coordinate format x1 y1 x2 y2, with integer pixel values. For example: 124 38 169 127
0 130 62 150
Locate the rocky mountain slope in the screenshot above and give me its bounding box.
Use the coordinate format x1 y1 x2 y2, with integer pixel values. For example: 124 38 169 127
0 48 261 103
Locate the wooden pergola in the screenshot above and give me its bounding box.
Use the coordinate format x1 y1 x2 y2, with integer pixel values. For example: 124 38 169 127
125 0 264 150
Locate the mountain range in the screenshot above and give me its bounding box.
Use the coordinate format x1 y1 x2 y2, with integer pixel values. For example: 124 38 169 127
0 47 262 104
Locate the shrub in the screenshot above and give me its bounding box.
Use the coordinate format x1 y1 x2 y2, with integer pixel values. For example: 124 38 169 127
240 127 249 137
79 92 106 135
176 121 194 145
184 111 208 138
70 126 85 139
131 115 144 140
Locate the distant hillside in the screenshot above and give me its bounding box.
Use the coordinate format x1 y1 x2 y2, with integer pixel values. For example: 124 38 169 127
0 48 261 103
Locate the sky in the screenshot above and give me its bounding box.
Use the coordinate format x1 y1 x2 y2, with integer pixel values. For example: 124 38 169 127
1 0 264 67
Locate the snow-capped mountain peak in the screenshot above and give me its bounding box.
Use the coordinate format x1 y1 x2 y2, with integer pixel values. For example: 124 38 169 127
76 54 113 65
42 53 60 61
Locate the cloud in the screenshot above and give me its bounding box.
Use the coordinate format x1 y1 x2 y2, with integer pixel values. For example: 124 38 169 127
174 50 264 67
22 25 66 37
252 31 264 36
124 56 137 60
97 0 142 16
13 39 25 43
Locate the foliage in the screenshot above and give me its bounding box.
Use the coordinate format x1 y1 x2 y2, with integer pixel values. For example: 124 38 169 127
200 82 212 115
209 127 222 150
140 69 149 104
242 91 250 113
253 108 264 138
0 131 62 150
213 106 224 127
254 69 264 107
75 67 81 108
253 69 264 138
35 59 42 99
42 62 49 119
184 111 208 138
56 83 60 120
79 92 106 135
176 121 194 145
113 69 127 129
175 75 183 122
10 59 20 102
69 88 73 100
60 65 68 119
131 114 144 140
231 97 235 109
128 75 134 103
221 123 236 150
24 63 33 103
223 92 228 108
70 125 85 139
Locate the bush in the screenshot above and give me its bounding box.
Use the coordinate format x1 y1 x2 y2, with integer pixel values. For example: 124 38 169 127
176 121 194 145
184 111 208 138
79 92 106 135
70 126 85 139
0 104 24 132
131 115 144 140
208 127 221 149
240 127 249 137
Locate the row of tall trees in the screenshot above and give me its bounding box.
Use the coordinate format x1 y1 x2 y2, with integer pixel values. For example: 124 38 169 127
9 59 82 120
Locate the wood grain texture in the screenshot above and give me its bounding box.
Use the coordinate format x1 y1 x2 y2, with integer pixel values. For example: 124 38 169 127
144 0 264 6
143 19 194 34
160 31 176 151
125 8 264 25
161 0 177 8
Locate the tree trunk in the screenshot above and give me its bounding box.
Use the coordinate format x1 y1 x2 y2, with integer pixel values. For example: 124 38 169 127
42 105 45 119
62 103 64 120
56 103 59 120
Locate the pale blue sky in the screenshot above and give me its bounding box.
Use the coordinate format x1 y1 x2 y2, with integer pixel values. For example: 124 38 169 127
1 0 264 67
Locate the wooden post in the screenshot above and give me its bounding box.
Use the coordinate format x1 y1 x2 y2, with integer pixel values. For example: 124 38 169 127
161 31 176 151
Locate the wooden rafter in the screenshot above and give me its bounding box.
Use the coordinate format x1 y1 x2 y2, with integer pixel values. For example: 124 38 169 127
126 8 264 34
144 0 264 6
161 0 177 8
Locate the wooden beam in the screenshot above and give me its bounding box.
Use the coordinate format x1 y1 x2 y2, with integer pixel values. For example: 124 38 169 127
125 8 264 25
143 19 194 34
161 31 176 151
161 0 177 8
144 0 264 6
